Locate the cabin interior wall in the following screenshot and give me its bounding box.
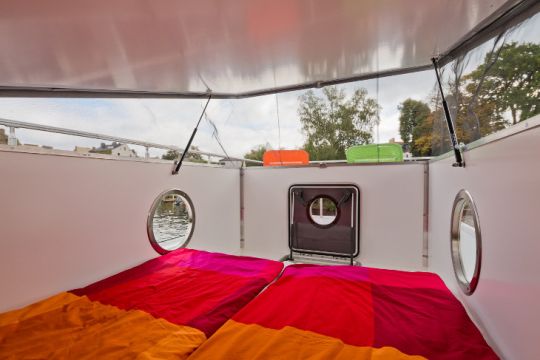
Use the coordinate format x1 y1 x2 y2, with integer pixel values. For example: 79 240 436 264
0 152 240 312
242 164 425 270
428 118 540 360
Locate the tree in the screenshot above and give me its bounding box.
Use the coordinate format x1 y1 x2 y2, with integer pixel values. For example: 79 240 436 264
439 43 539 145
243 144 269 166
465 42 540 125
454 93 507 143
298 87 379 161
0 129 8 144
162 149 179 160
410 109 446 157
398 99 431 146
162 146 206 163
397 42 539 157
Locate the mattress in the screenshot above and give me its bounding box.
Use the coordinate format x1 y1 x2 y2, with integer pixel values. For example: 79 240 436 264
189 264 498 359
0 248 284 359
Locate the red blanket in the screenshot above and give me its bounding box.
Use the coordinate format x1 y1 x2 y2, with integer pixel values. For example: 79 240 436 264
190 264 498 359
72 248 283 337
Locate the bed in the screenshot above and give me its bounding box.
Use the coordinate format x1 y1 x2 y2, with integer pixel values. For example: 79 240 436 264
0 248 283 359
189 264 498 359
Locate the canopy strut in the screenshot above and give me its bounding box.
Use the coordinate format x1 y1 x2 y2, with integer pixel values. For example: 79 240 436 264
172 95 212 174
431 58 464 168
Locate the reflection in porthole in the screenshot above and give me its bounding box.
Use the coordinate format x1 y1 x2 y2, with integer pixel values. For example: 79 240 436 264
451 190 481 295
308 196 339 227
147 190 195 254
459 202 477 282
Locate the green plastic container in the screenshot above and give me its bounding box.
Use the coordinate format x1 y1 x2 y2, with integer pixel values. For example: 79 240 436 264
345 143 404 163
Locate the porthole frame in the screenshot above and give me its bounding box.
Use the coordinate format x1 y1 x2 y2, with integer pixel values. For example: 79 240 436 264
147 189 195 255
450 189 482 295
306 195 341 229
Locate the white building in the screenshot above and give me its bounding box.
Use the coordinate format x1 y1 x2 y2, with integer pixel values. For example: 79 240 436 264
111 144 137 158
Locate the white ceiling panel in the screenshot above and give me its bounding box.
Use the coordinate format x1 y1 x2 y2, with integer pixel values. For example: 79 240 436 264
0 0 513 96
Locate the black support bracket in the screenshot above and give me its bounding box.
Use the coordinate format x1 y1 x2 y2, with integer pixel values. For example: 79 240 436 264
431 57 465 168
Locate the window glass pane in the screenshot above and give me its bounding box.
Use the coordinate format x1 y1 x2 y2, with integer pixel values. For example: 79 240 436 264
459 203 477 282
309 197 338 226
428 11 540 156
0 70 435 164
148 190 194 253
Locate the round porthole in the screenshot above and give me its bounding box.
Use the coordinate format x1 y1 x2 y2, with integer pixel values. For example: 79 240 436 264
308 196 339 227
450 190 482 295
147 189 195 254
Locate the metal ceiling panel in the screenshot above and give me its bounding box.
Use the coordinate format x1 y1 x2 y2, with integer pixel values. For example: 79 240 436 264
0 0 513 97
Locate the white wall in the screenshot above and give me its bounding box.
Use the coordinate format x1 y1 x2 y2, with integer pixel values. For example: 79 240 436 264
0 150 240 311
243 164 426 270
428 121 540 360
0 150 425 311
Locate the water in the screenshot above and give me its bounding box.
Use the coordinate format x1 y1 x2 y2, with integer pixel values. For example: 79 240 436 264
152 199 193 250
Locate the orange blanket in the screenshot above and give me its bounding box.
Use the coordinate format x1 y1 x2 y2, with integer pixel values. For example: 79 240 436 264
0 292 205 359
190 320 424 360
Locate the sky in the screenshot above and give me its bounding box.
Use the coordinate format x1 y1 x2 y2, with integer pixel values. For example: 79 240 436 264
0 70 436 159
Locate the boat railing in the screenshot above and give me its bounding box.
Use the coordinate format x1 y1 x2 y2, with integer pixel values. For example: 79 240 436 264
0 117 263 165
0 117 431 166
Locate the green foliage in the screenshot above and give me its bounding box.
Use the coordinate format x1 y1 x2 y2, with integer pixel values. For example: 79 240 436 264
410 110 441 156
465 42 540 125
0 129 9 144
454 94 507 144
298 86 379 160
162 146 206 163
243 144 268 166
162 149 179 160
401 41 540 157
398 99 431 146
244 144 267 161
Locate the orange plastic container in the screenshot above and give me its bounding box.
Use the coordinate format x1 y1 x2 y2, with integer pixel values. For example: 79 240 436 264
263 150 310 166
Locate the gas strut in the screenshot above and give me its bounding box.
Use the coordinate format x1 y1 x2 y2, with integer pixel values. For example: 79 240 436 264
172 95 212 175
431 58 464 167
